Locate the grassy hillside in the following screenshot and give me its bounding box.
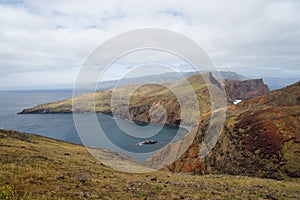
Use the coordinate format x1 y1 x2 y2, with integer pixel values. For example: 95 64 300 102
1 129 300 199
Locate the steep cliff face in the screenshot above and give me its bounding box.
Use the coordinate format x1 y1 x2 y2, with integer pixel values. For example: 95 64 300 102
147 81 300 180
224 79 270 100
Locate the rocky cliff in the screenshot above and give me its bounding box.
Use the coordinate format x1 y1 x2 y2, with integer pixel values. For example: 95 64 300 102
224 79 270 100
147 81 300 180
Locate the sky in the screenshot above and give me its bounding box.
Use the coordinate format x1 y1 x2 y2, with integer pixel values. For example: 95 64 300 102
0 0 299 89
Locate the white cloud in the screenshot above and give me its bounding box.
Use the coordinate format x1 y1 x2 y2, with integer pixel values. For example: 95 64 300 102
0 0 299 89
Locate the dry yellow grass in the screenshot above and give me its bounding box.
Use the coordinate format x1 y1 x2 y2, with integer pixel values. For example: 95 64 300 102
1 129 300 199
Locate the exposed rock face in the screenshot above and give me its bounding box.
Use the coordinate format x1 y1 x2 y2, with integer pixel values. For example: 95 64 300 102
147 81 300 180
146 127 200 172
224 79 270 100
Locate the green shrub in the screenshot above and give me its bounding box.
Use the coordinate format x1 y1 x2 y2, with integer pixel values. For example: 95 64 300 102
153 185 163 194
0 186 14 200
134 193 148 198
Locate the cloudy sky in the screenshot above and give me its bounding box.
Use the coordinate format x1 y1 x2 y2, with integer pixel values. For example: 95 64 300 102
0 0 299 89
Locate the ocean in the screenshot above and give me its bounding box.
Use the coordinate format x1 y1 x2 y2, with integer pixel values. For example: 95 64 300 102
0 90 188 163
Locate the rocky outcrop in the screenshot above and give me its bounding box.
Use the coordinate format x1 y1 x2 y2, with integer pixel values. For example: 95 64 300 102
224 79 270 100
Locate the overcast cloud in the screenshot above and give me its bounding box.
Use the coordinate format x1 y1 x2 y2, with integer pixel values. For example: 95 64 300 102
0 0 299 89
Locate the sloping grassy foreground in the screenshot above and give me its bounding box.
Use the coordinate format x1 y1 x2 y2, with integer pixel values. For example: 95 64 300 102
0 130 299 200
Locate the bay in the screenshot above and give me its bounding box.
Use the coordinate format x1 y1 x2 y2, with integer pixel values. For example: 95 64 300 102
0 90 188 163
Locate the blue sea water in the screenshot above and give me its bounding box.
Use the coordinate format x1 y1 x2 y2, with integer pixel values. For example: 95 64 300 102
0 90 188 162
